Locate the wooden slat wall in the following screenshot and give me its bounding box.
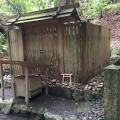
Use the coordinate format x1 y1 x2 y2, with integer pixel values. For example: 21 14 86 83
23 24 61 76
63 22 110 83
8 29 24 76
80 22 110 83
63 22 82 83
8 22 110 83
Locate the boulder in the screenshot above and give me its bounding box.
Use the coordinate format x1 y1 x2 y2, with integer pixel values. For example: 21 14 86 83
84 90 101 101
55 87 63 97
110 55 120 65
37 107 47 119
44 112 63 120
63 87 73 99
72 89 84 102
0 102 6 110
20 105 30 117
0 98 13 114
48 86 57 96
11 105 21 114
84 90 93 101
91 91 101 100
49 86 63 97
2 103 12 114
31 107 47 120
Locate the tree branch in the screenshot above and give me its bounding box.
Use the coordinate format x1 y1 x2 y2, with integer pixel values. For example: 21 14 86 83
6 0 20 14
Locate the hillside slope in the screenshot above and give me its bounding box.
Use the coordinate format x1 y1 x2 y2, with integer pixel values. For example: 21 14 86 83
100 3 120 48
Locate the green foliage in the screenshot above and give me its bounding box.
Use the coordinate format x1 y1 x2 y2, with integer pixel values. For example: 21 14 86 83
79 0 112 20
0 33 7 53
0 0 66 16
103 2 120 10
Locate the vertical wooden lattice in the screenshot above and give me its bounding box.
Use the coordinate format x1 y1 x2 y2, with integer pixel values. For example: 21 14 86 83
8 29 24 76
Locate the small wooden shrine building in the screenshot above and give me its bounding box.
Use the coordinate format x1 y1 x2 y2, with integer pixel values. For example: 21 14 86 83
6 3 110 83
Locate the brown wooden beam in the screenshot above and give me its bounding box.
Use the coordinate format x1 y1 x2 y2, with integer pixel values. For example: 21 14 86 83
0 60 50 68
17 15 79 29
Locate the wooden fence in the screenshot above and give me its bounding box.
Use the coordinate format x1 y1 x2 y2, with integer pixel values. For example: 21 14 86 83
8 22 110 83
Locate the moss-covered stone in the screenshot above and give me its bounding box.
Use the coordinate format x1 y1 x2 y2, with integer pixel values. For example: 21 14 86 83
11 105 21 114
63 87 73 99
44 112 63 120
72 89 84 102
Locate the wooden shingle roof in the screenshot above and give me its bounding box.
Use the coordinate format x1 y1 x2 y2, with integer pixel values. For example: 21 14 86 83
6 3 80 26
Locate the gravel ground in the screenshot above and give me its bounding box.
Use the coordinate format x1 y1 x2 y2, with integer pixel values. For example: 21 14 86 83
0 112 29 120
0 88 104 120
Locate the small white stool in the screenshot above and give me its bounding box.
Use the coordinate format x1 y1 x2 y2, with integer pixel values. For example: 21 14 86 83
61 74 73 85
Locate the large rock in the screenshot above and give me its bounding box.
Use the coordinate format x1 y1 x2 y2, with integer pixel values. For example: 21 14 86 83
11 105 21 114
31 107 47 120
0 102 6 110
91 91 101 100
48 86 57 96
110 55 120 65
84 90 93 101
84 90 100 101
63 87 73 99
72 89 84 102
20 105 30 117
44 112 63 120
2 103 12 114
0 98 13 114
49 86 63 97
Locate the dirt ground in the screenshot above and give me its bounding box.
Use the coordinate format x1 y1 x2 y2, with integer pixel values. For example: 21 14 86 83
100 12 120 48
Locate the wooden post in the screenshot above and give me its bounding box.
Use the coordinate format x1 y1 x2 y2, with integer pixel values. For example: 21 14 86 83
25 66 29 106
58 23 63 74
0 64 4 100
45 68 48 95
11 79 16 100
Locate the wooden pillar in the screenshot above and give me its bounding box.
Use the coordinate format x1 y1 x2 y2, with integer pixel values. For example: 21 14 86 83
11 79 16 100
0 64 4 100
25 66 29 106
45 68 48 95
58 23 63 73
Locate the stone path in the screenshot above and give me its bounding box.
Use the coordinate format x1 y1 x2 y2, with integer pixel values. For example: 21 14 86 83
0 88 104 120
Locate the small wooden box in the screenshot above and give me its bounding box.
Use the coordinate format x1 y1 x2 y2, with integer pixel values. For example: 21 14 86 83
13 75 43 98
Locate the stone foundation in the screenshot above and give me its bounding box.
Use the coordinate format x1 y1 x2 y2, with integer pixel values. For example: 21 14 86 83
48 85 103 102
